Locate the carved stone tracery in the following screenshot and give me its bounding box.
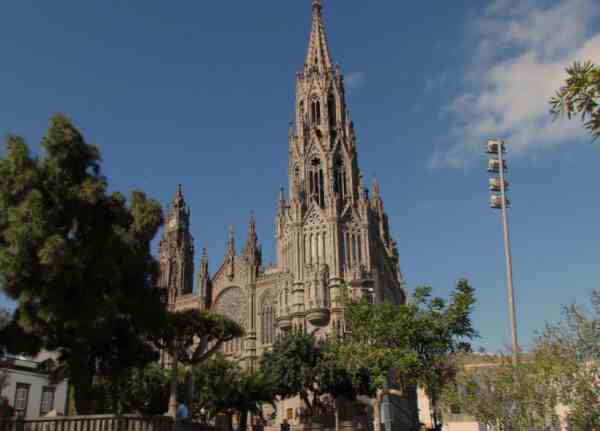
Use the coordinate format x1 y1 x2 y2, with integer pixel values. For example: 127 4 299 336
212 286 248 330
165 1 406 373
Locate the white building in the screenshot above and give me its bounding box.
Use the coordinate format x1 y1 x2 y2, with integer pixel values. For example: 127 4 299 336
1 353 69 419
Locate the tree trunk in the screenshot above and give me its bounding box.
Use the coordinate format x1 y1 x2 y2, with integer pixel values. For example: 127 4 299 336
167 348 178 417
430 393 440 431
110 376 123 415
300 393 312 422
185 366 194 405
239 411 248 431
70 356 94 415
373 390 383 431
334 398 340 431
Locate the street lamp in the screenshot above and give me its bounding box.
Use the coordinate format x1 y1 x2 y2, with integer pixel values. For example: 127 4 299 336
487 138 519 365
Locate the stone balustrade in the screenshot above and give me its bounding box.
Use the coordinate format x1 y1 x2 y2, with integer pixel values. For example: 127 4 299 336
0 415 174 431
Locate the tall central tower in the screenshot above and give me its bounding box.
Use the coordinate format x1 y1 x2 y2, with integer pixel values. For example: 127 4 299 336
275 0 404 335
158 185 195 308
162 2 410 426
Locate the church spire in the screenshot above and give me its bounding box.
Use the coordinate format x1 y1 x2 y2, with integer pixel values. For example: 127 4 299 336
200 247 209 276
225 225 236 280
158 184 194 305
167 184 190 232
226 225 236 258
174 183 184 204
372 177 381 198
306 0 332 72
198 248 212 309
248 211 257 236
244 212 262 268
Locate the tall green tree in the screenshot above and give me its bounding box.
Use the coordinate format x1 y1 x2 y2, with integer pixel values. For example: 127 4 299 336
260 331 372 430
551 60 600 140
0 308 10 393
535 290 600 430
106 363 171 416
151 309 243 416
333 279 477 431
442 291 600 431
0 308 11 357
192 354 276 431
441 353 561 431
0 114 166 414
190 354 239 420
260 331 324 416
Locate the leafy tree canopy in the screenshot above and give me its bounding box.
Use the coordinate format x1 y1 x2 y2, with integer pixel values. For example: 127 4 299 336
335 280 476 396
0 114 166 413
330 280 475 431
151 308 244 416
97 363 172 416
192 354 276 430
260 330 372 419
443 290 600 431
551 60 600 140
152 309 244 365
535 290 600 430
441 353 561 431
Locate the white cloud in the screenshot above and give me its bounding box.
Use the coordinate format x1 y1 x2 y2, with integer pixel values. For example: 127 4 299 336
345 72 366 89
432 0 600 169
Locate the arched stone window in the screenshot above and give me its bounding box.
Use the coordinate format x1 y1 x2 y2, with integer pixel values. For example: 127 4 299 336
299 101 305 125
328 94 337 127
333 157 348 198
261 299 275 345
311 97 321 125
212 286 246 356
308 157 325 206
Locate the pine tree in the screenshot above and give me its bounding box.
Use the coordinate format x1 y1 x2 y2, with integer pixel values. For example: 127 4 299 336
0 114 166 414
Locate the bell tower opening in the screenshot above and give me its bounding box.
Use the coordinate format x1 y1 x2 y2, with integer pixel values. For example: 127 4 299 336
334 157 348 199
311 97 321 126
328 94 337 127
308 157 325 206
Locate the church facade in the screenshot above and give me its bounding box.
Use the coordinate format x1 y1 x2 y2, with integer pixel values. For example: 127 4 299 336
158 0 408 427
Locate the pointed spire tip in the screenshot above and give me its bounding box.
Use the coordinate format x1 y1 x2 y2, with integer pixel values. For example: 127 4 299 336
306 0 332 70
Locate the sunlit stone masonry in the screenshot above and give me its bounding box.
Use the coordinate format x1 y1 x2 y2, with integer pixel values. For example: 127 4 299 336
157 1 410 429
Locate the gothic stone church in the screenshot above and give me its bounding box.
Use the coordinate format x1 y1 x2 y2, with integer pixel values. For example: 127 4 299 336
158 0 408 428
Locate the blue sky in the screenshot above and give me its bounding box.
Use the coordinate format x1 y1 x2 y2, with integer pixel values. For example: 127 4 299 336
1 0 599 352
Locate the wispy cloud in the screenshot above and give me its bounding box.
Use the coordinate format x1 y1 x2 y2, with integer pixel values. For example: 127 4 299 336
431 0 600 169
345 71 366 89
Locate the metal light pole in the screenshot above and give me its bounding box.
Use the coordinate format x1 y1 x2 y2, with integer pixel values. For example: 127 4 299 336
487 138 519 365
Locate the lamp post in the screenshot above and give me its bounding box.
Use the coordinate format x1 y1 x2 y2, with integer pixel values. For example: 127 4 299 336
487 138 519 365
